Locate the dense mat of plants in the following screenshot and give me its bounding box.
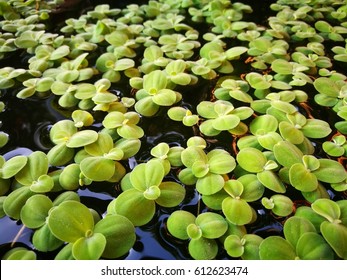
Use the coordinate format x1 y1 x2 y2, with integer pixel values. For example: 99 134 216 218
0 0 346 260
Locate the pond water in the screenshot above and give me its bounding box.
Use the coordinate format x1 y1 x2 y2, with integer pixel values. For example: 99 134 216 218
1 0 345 260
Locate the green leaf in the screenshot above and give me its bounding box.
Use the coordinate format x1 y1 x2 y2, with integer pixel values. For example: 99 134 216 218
72 233 106 260
47 143 75 166
50 120 77 144
257 170 286 193
224 235 244 258
296 232 334 260
294 206 326 232
323 141 345 157
283 216 316 249
15 151 49 186
181 146 207 168
279 122 304 144
238 174 265 202
313 159 347 183
257 132 283 151
289 163 318 192
207 149 236 174
273 141 303 168
54 243 75 260
337 200 347 226
134 96 160 117
30 174 54 193
259 236 296 260
266 194 293 216
212 115 240 131
2 247 36 260
143 70 167 92
302 155 320 171
48 201 94 243
130 160 165 192
320 222 347 259
155 182 185 207
188 238 218 260
94 214 136 259
222 197 253 225
117 124 144 139
114 189 155 226
32 223 64 252
80 157 115 182
196 101 219 118
196 173 225 195
196 212 228 239
271 59 293 75
236 147 267 173
199 120 222 136
85 132 113 156
311 199 341 223
250 114 278 135
3 186 34 220
50 45 70 60
66 130 98 148
224 179 244 198
315 20 332 33
301 119 332 139
59 163 81 191
225 46 248 59
246 72 271 90
20 194 53 229
167 210 196 240
0 155 27 179
241 234 263 260
114 58 135 71
313 77 339 97
202 190 228 210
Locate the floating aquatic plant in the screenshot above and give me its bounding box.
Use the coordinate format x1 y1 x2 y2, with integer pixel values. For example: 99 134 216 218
0 0 347 261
